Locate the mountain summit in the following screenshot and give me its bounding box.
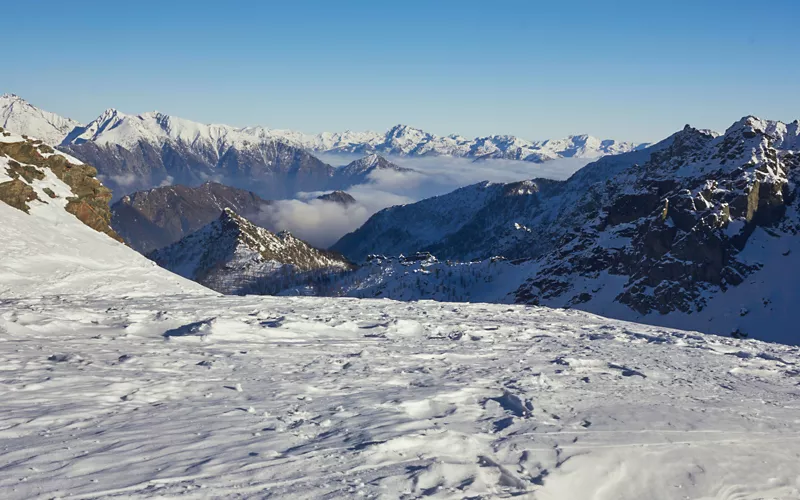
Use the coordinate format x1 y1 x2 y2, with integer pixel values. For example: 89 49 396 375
111 182 272 253
0 94 81 145
148 208 352 294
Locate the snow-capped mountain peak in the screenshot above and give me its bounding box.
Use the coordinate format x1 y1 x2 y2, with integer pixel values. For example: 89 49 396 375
0 93 81 145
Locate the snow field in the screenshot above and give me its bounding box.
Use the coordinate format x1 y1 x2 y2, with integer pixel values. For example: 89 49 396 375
1 295 798 499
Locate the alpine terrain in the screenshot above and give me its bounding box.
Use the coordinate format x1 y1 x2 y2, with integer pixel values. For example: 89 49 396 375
326 117 800 344
148 208 353 294
1 128 800 500
0 94 644 200
111 182 272 253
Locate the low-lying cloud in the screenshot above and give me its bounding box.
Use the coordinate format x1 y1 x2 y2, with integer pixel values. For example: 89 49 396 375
257 154 593 249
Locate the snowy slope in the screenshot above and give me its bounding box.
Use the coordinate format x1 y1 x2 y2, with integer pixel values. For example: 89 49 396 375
0 94 81 145
0 132 208 299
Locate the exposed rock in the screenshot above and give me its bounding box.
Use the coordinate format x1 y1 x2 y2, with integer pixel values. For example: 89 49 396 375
0 179 39 213
111 182 272 253
0 136 120 240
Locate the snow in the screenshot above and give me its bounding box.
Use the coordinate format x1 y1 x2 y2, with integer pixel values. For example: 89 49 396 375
0 143 208 300
0 94 81 145
1 94 647 165
3 148 800 498
2 293 800 499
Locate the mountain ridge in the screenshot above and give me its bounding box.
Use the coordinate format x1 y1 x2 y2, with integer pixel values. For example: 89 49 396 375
325 116 800 343
1 93 647 166
111 181 273 253
149 208 353 294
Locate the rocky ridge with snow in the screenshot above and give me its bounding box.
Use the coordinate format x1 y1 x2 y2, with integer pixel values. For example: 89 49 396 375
0 126 120 241
59 107 339 200
511 117 800 340
111 181 272 253
149 208 352 294
327 117 800 343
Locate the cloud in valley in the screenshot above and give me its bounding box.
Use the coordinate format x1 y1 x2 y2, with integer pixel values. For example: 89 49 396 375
255 154 593 249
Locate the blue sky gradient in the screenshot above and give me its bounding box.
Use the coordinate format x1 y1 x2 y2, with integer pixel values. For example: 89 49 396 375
4 0 799 142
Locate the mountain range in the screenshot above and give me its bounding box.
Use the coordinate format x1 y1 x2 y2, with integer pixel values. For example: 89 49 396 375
6 92 800 343
1 93 645 199
4 119 799 500
327 116 800 343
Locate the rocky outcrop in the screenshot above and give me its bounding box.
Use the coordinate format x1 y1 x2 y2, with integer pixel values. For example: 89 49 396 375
0 129 120 240
515 117 800 317
0 179 39 213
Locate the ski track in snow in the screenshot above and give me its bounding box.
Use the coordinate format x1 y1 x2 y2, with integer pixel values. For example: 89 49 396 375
1 295 799 499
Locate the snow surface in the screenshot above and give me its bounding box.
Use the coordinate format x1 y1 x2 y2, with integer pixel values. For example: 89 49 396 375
2 137 800 499
2 291 800 498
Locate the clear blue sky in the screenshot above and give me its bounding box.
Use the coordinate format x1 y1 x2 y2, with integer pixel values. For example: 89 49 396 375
4 0 799 143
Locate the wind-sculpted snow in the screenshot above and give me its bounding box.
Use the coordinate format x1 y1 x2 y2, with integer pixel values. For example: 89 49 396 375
1 294 799 499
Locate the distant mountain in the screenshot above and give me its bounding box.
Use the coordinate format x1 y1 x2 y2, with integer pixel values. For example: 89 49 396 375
0 94 81 145
111 182 271 253
0 95 645 200
332 153 417 186
59 108 340 200
309 124 647 163
316 190 356 206
149 208 352 294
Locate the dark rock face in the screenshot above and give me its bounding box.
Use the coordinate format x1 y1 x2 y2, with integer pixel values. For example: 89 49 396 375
111 182 272 253
0 131 120 240
515 117 800 316
0 178 39 213
148 208 353 294
316 190 356 206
